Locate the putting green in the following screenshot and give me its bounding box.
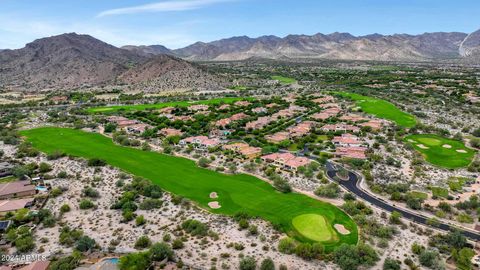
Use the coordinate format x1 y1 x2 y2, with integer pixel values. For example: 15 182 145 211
417 137 441 146
292 214 336 242
20 127 357 251
405 134 476 169
336 92 416 128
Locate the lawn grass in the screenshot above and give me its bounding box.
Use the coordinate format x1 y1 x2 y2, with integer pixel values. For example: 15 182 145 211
316 135 328 142
336 92 417 128
405 134 476 169
292 214 335 242
271 75 297 84
20 127 357 250
0 176 16 183
288 143 299 151
87 97 253 114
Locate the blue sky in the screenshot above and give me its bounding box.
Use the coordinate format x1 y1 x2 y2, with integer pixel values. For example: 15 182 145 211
1 0 479 49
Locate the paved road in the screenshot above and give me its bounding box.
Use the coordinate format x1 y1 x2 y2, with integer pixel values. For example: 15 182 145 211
325 161 480 241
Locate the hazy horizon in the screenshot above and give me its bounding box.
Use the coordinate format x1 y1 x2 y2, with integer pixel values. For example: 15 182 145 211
1 0 479 50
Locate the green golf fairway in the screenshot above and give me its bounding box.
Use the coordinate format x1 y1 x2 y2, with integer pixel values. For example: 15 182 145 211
87 97 252 113
271 75 297 84
337 92 416 128
20 127 357 250
405 134 476 169
292 214 335 242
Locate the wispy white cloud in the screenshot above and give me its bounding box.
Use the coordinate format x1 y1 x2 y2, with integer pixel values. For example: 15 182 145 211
0 13 202 49
97 0 232 17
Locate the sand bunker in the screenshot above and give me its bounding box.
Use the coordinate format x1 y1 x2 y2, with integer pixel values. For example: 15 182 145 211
208 201 221 209
417 144 429 149
456 149 467 153
442 144 452 148
334 224 350 235
209 192 218 199
408 139 416 143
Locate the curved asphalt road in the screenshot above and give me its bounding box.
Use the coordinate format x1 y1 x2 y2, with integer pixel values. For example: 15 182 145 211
325 161 480 241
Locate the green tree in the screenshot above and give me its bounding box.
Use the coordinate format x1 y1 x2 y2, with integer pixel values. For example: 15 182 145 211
39 162 52 173
419 249 439 268
75 236 96 252
197 157 211 168
135 215 146 226
149 242 173 261
119 252 151 270
79 199 95 209
389 211 402 224
454 248 475 270
273 178 292 193
134 236 152 249
278 237 296 254
239 256 256 270
60 204 71 213
334 244 360 270
49 251 82 270
383 258 401 270
104 123 117 133
260 258 275 270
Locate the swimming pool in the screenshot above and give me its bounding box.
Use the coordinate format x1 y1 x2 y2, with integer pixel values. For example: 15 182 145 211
103 258 119 264
36 186 48 192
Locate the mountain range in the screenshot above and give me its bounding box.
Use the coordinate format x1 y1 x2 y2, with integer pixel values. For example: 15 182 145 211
123 30 480 62
0 29 479 92
0 33 223 92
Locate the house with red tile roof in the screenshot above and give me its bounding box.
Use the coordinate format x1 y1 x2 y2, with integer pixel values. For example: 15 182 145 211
1 261 51 270
188 104 209 111
126 124 152 134
312 96 334 104
180 136 220 150
159 128 183 137
334 146 368 159
332 134 364 147
261 152 312 171
222 143 261 159
0 198 34 215
288 105 307 112
266 132 290 144
216 113 248 127
287 121 316 138
319 103 340 109
215 118 231 127
0 181 36 200
230 113 248 121
339 114 367 122
171 115 193 122
106 116 140 128
323 107 342 115
252 107 267 114
218 104 230 110
246 116 272 130
158 107 176 114
234 101 252 107
359 119 383 130
321 124 360 133
272 109 294 119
